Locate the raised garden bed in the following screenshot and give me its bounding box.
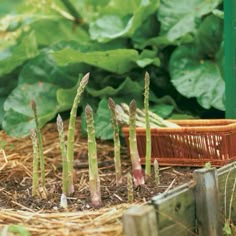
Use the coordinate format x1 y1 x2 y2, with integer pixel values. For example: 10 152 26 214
0 119 194 235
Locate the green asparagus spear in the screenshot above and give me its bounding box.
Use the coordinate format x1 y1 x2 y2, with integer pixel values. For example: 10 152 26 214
129 100 144 186
85 104 102 207
31 129 39 197
67 73 89 194
31 100 45 188
127 172 134 203
154 159 160 186
108 98 122 185
57 114 69 195
144 72 151 176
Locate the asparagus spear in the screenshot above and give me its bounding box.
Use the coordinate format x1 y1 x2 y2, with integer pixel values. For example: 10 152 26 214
108 98 122 185
85 104 102 207
129 100 144 186
120 102 179 128
67 73 89 194
144 72 151 176
57 114 69 195
127 172 134 203
154 159 160 186
31 129 39 197
31 100 45 188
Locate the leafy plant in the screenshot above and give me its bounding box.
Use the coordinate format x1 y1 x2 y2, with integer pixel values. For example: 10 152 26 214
0 0 224 139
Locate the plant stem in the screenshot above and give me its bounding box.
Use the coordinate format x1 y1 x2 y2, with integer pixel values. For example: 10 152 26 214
154 159 160 186
127 172 134 203
144 72 151 176
57 114 69 195
31 100 45 188
67 73 89 195
31 129 39 197
129 100 144 186
108 98 122 185
60 0 83 24
85 104 102 207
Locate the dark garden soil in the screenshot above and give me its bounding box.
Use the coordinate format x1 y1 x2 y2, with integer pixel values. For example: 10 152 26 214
0 118 195 235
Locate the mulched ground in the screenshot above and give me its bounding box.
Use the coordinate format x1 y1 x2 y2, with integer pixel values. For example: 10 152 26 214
0 118 195 235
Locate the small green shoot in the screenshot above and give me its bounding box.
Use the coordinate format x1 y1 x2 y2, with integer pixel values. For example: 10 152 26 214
2 224 30 236
154 159 160 186
85 104 102 207
204 162 212 169
108 97 122 185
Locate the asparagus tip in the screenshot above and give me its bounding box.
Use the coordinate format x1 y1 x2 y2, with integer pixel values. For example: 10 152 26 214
108 97 116 110
129 100 136 112
144 71 150 85
85 104 93 114
31 100 36 111
81 72 90 86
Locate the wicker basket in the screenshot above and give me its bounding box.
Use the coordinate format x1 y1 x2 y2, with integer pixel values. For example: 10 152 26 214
122 119 236 167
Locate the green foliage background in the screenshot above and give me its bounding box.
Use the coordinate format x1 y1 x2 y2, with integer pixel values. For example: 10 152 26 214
0 0 224 139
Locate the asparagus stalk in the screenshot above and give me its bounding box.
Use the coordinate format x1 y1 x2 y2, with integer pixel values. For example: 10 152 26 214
57 114 69 195
67 73 89 195
116 104 145 127
154 159 160 186
108 98 122 185
31 100 45 188
85 104 102 207
129 100 144 186
120 102 179 128
31 129 39 197
127 172 134 203
144 72 151 176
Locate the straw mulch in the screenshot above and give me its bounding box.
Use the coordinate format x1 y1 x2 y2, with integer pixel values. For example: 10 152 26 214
0 119 134 236
0 204 134 236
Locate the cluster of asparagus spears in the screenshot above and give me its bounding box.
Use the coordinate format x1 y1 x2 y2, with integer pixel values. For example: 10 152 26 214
115 102 179 129
30 72 165 208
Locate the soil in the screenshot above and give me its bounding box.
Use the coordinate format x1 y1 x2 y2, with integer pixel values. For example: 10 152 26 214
0 119 196 235
0 119 195 212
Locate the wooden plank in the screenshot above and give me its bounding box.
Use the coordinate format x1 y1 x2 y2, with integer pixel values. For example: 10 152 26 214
217 161 236 221
151 183 196 236
123 205 158 236
194 168 222 236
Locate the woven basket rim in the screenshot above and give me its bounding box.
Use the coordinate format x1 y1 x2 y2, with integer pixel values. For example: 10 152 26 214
122 119 236 133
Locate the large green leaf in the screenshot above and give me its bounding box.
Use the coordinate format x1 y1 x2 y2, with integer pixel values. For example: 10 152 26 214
94 98 113 140
3 82 60 137
89 0 159 42
196 15 223 56
169 45 224 110
158 0 222 41
31 19 89 46
18 50 88 87
0 31 38 76
52 48 138 74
